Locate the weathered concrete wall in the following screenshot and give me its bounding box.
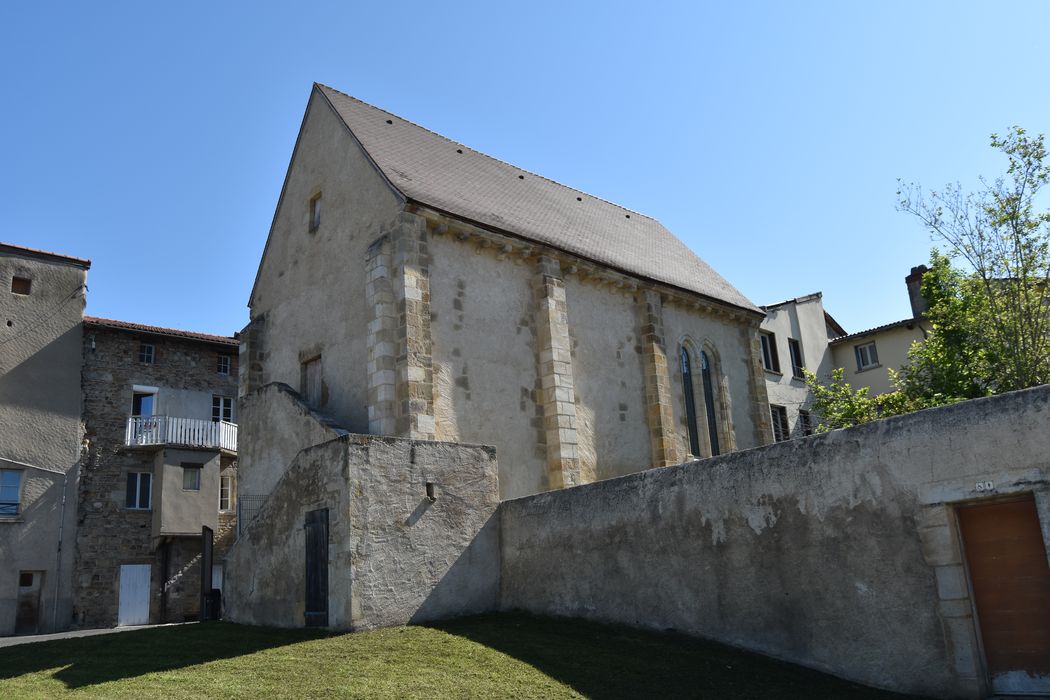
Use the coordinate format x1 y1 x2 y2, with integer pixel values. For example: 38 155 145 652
236 382 346 498
0 250 87 635
499 385 1050 699
831 322 928 396
247 89 404 434
761 294 835 438
225 434 500 630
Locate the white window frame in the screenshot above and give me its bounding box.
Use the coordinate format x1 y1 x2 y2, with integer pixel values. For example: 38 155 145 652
182 464 202 491
219 475 232 511
126 472 152 510
855 341 879 371
138 342 155 365
217 355 231 376
212 395 233 423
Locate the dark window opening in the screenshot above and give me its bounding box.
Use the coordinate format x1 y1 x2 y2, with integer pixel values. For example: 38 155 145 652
798 409 814 436
11 277 31 295
309 193 322 232
788 338 805 379
126 472 152 510
132 392 155 417
771 405 790 442
139 343 155 364
217 355 231 375
760 332 780 372
182 464 202 491
681 348 701 458
700 351 720 456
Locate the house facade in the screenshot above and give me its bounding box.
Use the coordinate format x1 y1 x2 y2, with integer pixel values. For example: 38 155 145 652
759 292 845 441
0 243 89 636
73 318 238 628
829 266 930 395
239 83 773 503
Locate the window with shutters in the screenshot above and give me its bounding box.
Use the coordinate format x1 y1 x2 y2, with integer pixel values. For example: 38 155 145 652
770 405 790 442
760 332 780 373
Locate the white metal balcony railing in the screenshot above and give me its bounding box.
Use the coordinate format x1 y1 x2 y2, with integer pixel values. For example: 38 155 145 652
125 416 237 452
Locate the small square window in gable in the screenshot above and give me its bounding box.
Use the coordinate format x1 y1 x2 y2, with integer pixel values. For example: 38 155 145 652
11 277 31 295
308 192 322 233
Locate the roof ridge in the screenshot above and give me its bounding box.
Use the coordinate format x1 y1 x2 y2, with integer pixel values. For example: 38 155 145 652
314 83 657 221
84 316 238 343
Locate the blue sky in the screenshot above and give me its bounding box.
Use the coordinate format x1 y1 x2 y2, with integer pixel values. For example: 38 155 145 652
2 1 1048 336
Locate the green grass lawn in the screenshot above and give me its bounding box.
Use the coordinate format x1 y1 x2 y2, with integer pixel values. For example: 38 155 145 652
0 613 921 699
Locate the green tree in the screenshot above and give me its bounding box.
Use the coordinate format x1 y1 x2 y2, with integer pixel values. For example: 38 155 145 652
897 127 1050 394
802 369 924 433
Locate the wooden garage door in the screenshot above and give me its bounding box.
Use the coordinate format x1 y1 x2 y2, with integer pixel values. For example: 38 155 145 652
957 496 1050 694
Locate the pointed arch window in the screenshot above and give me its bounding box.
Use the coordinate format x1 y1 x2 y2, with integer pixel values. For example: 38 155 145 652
681 347 701 457
700 351 720 456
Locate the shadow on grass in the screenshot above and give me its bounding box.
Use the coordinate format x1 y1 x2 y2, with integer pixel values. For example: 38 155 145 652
430 612 926 700
0 622 329 689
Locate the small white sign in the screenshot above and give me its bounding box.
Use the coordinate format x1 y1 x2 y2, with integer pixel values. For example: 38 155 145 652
975 481 995 492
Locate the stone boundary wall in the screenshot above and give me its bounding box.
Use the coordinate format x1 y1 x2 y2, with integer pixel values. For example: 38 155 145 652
498 385 1050 699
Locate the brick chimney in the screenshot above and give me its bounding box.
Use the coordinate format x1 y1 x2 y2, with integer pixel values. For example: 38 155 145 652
905 265 928 318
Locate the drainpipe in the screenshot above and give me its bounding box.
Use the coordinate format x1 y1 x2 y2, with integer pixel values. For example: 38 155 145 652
0 455 75 633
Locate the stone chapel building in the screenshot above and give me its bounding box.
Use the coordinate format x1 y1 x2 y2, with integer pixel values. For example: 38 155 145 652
240 83 773 501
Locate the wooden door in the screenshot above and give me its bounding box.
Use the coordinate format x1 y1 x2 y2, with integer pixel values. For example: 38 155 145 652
118 564 151 626
14 571 43 635
304 508 329 627
957 496 1050 694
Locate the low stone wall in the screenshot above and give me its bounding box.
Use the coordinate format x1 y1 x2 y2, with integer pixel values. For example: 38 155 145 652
499 385 1050 699
224 434 500 630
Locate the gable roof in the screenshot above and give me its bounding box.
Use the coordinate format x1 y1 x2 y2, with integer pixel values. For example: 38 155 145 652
314 84 761 315
0 242 91 269
84 316 238 347
828 318 927 345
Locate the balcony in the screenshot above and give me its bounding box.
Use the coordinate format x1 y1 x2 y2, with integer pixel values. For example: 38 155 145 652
125 416 237 453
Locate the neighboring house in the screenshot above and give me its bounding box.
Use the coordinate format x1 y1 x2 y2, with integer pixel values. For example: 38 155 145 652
0 243 89 636
72 317 238 628
829 266 930 395
240 83 774 502
759 292 846 441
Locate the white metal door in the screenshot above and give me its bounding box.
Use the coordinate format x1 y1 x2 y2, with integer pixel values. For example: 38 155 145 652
118 564 151 626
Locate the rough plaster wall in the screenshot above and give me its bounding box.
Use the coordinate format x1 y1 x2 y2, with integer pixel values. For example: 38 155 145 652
249 89 403 434
347 438 500 629
152 448 220 538
563 277 650 480
224 437 351 629
662 303 758 455
224 435 500 631
0 254 85 635
500 385 1050 699
428 235 544 499
237 383 346 497
761 297 834 436
831 324 927 396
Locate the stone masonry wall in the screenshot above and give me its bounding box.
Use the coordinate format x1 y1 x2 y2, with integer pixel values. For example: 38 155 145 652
75 326 238 627
499 385 1050 699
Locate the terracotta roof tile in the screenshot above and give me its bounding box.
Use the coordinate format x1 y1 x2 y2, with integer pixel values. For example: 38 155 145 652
84 316 238 346
0 242 91 268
